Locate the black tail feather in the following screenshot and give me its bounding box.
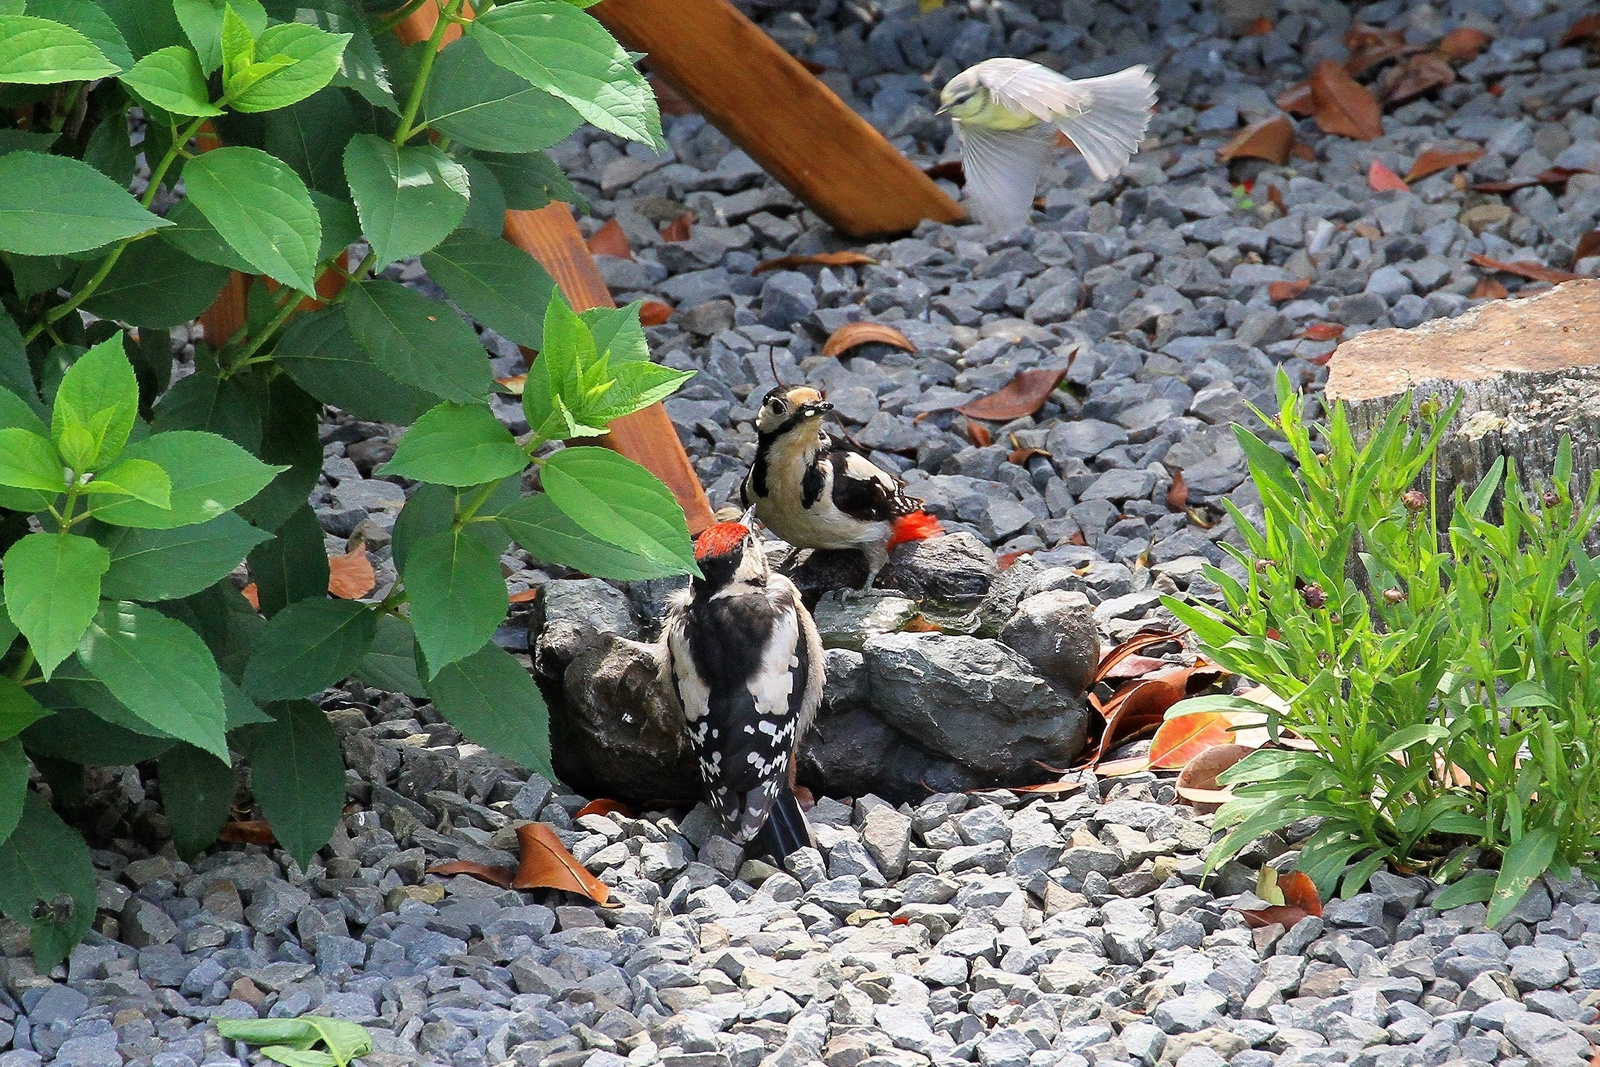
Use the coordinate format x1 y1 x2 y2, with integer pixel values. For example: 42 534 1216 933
754 789 814 864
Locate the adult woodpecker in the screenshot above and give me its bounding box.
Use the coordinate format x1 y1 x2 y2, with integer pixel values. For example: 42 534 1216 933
661 513 824 861
939 58 1156 233
742 385 943 590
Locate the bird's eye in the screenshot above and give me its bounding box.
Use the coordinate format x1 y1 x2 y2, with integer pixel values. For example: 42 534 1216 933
767 398 786 413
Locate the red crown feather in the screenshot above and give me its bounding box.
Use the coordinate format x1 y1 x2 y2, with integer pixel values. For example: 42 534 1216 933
693 522 751 561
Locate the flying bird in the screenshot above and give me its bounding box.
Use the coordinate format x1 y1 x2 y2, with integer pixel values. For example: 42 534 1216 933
939 58 1157 232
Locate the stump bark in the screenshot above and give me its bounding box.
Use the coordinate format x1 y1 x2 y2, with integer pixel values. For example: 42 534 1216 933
1325 279 1600 531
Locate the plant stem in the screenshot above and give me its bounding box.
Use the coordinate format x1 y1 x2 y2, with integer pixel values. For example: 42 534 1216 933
222 286 308 377
22 115 209 344
455 479 501 525
8 647 35 684
392 0 461 147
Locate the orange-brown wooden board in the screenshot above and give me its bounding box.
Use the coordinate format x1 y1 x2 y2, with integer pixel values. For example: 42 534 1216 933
590 0 963 238
397 2 715 534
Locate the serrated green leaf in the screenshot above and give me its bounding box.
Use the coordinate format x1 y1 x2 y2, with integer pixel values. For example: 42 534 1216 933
159 197 254 272
80 227 233 328
246 504 329 617
243 599 375 701
0 14 119 82
424 34 583 153
98 512 272 602
1432 869 1495 911
229 22 351 113
496 493 681 580
391 479 514 573
0 792 96 972
581 302 649 363
174 0 267 72
0 740 28 849
220 3 257 84
80 457 171 508
380 402 527 487
309 190 360 263
470 150 583 211
2 532 109 679
541 447 695 573
51 334 139 473
458 156 507 234
307 1018 371 1067
78 601 230 761
0 153 168 256
157 744 235 859
97 0 187 59
216 1018 319 1049
1486 827 1557 928
150 369 265 452
272 305 435 424
354 614 427 699
422 229 555 349
426 641 553 781
234 375 322 534
27 0 134 71
404 528 507 676
0 678 49 746
343 280 491 403
122 44 221 115
264 86 362 198
343 135 469 268
247 700 346 870
586 360 693 424
470 1 662 149
86 430 285 529
0 429 65 492
182 146 321 293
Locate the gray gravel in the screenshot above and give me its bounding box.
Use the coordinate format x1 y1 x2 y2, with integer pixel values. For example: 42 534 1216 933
43 0 1600 1064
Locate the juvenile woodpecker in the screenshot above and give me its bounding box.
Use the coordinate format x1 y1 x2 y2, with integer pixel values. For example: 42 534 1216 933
661 514 824 861
742 386 943 590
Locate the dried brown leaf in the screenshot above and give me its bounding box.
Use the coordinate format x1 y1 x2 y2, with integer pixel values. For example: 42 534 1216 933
1309 60 1383 141
1368 160 1409 191
1095 755 1152 777
965 420 992 447
1380 51 1455 106
1092 630 1186 688
1343 23 1405 52
1269 278 1309 303
1438 27 1492 60
1176 743 1251 794
586 219 632 260
753 251 875 275
1406 144 1484 181
496 373 527 395
957 368 1068 421
1472 277 1510 300
902 613 944 633
1241 15 1273 36
1166 469 1189 512
508 588 539 604
1008 446 1050 465
924 160 965 185
1561 12 1600 45
240 582 260 611
1276 81 1314 116
996 550 1033 572
1216 115 1294 165
217 820 276 846
576 799 635 819
1266 183 1287 211
427 860 515 888
1345 42 1413 78
1576 230 1600 263
513 822 614 905
328 545 375 600
821 322 917 358
660 212 694 242
1468 251 1582 285
639 300 673 326
1303 322 1345 341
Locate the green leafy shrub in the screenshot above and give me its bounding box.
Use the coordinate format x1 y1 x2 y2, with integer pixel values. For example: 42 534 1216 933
0 0 694 967
1166 373 1600 925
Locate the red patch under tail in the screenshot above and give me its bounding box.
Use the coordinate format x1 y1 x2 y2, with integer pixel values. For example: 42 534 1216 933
888 511 943 548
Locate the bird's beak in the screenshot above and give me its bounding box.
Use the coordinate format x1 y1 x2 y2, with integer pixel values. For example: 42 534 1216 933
935 102 952 115
801 400 833 417
739 505 759 529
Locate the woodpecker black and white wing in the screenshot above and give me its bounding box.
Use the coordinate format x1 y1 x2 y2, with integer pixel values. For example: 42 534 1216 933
978 60 1156 182
956 120 1057 234
826 448 920 522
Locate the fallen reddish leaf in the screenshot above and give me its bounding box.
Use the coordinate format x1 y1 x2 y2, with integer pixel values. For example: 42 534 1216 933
240 582 260 611
1009 448 1050 467
328 545 375 600
958 368 1068 421
1276 81 1314 116
1166 469 1188 512
1096 755 1153 777
965 420 992 447
1085 661 1229 770
648 75 696 116
1067 529 1087 546
1438 26 1492 60
1561 12 1600 45
924 160 965 186
1092 630 1186 688
1149 712 1240 769
586 219 632 260
821 322 916 359
793 784 814 811
1241 15 1272 36
660 212 694 242
1216 115 1294 165
1345 43 1414 78
514 822 614 905
753 251 875 275
496 373 527 395
1175 743 1251 809
576 799 635 819
1343 23 1405 52
1241 904 1310 929
1472 277 1509 300
1368 160 1409 192
1472 167 1591 194
508 588 539 604
1269 278 1310 302
1005 780 1086 796
427 860 515 888
1576 230 1600 264
1303 323 1344 342
217 820 276 846
1406 145 1484 182
996 549 1032 572
639 300 673 326
1310 60 1383 141
1291 140 1316 162
1468 251 1582 285
902 614 943 633
1266 184 1286 212
1381 52 1456 106
890 916 910 926
1279 870 1324 916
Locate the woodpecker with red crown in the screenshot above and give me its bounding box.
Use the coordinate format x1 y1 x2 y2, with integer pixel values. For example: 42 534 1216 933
661 510 823 861
742 386 943 590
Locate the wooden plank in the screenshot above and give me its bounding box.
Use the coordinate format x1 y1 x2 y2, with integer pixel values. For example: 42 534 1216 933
397 3 715 534
590 0 963 238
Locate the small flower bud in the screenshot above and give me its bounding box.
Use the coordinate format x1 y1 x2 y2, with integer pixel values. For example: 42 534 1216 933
1256 558 1277 571
1402 489 1427 512
1418 397 1440 420
1301 583 1327 609
1544 489 1560 508
1383 587 1406 604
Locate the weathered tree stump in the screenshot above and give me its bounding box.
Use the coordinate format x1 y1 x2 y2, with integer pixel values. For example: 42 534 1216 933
1326 279 1600 532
